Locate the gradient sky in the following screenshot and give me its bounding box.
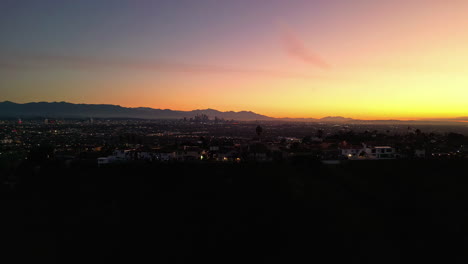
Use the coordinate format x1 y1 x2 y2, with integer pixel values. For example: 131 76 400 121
1 0 468 119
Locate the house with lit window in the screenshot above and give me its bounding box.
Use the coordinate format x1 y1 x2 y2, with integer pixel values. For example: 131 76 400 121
340 143 396 160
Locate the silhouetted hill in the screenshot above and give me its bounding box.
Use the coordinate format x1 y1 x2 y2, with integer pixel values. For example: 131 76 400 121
4 160 468 262
319 116 355 122
0 101 466 124
190 108 273 121
0 101 273 121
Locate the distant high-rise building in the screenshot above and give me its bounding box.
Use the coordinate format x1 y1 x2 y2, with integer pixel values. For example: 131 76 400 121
44 118 49 124
90 117 94 124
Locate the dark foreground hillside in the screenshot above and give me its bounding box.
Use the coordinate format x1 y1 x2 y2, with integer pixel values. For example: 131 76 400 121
2 160 468 263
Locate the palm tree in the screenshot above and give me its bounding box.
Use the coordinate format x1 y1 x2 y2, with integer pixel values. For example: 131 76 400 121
256 125 263 141
256 125 263 137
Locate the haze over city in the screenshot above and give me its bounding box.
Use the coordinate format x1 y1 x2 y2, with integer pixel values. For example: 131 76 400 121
2 0 468 120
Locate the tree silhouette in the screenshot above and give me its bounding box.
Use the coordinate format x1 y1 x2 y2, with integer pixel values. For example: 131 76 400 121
256 125 263 137
316 129 324 139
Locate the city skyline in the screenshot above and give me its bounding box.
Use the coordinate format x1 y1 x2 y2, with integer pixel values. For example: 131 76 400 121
2 100 468 123
2 0 468 120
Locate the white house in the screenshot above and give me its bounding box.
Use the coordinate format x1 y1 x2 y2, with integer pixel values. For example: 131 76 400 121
97 157 110 166
341 145 362 158
415 149 426 158
370 146 396 159
341 144 396 160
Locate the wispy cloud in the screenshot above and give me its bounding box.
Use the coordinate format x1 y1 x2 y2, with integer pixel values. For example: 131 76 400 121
0 62 36 71
0 53 329 79
280 25 330 69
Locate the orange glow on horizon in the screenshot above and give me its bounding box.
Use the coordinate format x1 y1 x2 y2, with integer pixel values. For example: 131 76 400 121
2 1 468 120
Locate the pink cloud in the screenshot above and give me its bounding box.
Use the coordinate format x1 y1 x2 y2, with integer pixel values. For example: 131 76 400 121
280 25 330 69
1 53 328 79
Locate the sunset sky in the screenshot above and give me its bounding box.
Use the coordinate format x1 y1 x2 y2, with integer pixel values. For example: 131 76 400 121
1 0 468 119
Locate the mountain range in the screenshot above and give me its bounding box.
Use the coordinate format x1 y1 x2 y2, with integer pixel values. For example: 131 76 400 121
0 101 466 124
0 101 272 121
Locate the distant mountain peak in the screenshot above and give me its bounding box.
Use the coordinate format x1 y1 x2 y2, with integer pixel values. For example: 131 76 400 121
320 116 354 122
0 101 464 124
0 101 272 121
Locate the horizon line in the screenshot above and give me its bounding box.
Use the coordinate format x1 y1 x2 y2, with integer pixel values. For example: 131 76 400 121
1 100 467 122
